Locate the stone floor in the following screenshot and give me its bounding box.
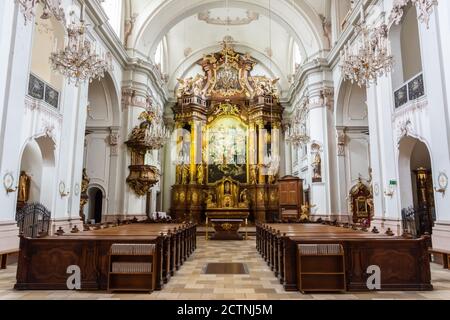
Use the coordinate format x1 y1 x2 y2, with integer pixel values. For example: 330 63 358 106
1 237 450 300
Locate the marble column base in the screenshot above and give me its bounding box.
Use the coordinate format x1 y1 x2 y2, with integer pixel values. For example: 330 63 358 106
432 221 450 250
0 221 19 252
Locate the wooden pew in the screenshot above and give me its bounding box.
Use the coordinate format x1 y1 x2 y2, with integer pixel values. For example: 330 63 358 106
1 249 17 269
429 248 450 269
14 223 197 291
256 223 432 292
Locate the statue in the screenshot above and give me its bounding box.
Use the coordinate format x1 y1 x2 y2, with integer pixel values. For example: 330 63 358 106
250 165 258 184
238 189 250 208
192 74 206 97
205 191 216 209
300 203 316 222
312 152 322 182
181 165 190 185
18 171 31 203
81 168 90 194
197 164 205 185
176 165 182 185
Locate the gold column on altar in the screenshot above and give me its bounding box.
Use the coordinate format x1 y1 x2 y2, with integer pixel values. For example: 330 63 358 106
189 120 197 183
248 122 257 184
269 122 281 183
257 121 266 184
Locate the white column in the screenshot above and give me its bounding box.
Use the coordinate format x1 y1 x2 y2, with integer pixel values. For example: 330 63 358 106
309 99 331 216
335 129 348 217
420 6 450 249
0 4 34 252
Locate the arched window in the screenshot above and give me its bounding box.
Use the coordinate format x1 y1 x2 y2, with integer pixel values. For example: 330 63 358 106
154 39 166 74
390 3 423 107
292 42 302 74
101 0 122 37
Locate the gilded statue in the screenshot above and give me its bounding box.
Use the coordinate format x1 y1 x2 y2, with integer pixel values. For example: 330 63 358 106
181 165 190 185
18 171 31 203
312 152 322 181
238 189 250 208
176 165 182 185
300 203 316 222
250 165 258 184
197 164 205 185
81 168 90 194
205 191 217 209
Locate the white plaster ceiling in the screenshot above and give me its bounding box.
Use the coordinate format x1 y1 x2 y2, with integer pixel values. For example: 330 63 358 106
127 0 331 97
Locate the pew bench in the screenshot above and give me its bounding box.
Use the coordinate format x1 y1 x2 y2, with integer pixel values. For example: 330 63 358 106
1 249 18 269
429 248 450 269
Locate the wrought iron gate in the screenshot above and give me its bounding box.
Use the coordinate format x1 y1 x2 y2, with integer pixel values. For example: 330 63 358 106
16 203 51 238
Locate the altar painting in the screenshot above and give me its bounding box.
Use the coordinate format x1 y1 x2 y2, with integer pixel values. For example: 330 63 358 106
207 116 247 183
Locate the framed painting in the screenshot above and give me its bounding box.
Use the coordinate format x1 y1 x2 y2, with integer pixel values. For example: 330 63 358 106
394 85 408 109
28 74 45 100
45 84 59 109
408 74 425 101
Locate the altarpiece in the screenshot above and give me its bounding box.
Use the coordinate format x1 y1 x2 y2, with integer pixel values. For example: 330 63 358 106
171 42 283 224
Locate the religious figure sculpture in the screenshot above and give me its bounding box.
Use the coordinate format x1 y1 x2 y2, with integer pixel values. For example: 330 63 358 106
176 165 182 185
181 165 190 185
300 203 316 222
18 171 31 203
205 191 216 209
81 168 90 194
238 189 250 208
312 152 322 182
197 164 205 185
250 165 258 184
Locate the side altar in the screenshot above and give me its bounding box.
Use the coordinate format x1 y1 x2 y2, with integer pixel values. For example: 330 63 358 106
170 41 283 225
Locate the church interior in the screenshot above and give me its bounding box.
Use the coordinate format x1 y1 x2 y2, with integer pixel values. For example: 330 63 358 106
1 0 450 301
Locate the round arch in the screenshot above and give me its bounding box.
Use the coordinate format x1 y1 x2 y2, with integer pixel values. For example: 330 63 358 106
131 0 326 59
398 135 435 235
87 184 107 224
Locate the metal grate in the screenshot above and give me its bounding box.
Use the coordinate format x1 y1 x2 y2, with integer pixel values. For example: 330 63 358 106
16 203 51 238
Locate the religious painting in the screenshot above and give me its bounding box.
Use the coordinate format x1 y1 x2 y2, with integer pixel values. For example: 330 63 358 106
394 85 408 109
356 197 368 217
207 116 247 183
28 74 45 100
45 84 59 109
408 74 425 101
213 64 242 96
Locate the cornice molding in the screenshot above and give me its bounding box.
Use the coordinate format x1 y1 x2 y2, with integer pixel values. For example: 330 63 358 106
84 0 169 103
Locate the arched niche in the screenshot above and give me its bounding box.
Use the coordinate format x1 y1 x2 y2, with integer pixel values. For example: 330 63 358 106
19 135 56 210
398 136 435 236
336 80 368 127
29 4 65 92
389 4 423 90
87 186 105 224
87 72 120 128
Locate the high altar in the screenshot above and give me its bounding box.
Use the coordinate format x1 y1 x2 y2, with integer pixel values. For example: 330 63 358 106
170 41 283 225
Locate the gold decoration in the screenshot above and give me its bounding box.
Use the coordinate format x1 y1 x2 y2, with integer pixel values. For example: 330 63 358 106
300 204 316 222
197 164 205 185
18 171 31 204
126 165 160 196
221 223 233 231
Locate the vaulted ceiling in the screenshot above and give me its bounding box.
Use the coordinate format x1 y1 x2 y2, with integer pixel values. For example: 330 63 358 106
125 0 332 97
